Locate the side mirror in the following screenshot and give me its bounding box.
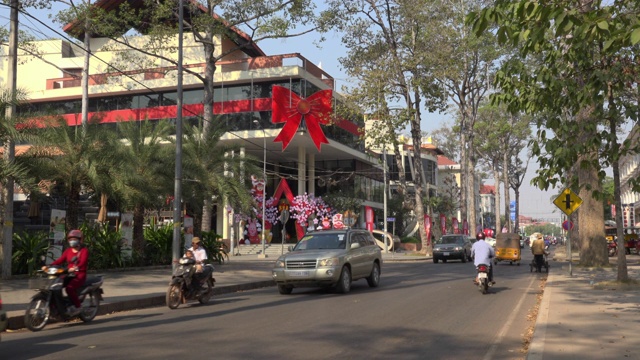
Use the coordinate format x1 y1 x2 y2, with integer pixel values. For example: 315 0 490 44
350 242 361 250
287 245 294 252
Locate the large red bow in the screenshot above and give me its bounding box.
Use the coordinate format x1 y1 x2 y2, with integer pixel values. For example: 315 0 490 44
271 86 333 151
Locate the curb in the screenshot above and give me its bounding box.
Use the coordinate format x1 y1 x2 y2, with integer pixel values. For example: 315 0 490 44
8 280 275 331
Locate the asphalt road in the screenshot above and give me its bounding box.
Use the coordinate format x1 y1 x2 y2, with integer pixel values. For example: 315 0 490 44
1 252 544 360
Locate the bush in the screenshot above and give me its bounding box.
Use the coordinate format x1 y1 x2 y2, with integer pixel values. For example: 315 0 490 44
12 231 51 275
81 223 130 270
200 231 229 264
401 236 420 244
144 224 183 266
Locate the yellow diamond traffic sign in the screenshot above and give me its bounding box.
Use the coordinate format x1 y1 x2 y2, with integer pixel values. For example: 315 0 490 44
553 188 583 216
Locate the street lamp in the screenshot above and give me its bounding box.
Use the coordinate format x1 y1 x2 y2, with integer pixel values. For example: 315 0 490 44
253 120 267 258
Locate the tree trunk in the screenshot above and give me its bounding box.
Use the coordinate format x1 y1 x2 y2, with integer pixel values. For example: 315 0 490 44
200 29 216 232
493 166 501 233
133 203 146 256
502 150 511 232
67 183 80 230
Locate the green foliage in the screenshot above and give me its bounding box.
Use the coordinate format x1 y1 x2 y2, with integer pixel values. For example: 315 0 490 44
12 231 51 276
401 236 420 244
144 224 180 266
81 223 130 269
200 231 229 265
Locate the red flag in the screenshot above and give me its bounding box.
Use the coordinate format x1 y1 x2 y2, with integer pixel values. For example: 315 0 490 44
439 214 446 234
452 218 459 234
424 214 432 247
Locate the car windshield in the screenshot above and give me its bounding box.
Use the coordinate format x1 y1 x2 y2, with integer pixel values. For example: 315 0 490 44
294 234 346 250
437 236 462 245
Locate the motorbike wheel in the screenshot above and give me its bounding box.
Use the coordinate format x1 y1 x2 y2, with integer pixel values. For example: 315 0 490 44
79 292 101 323
479 279 488 294
197 280 214 304
166 285 182 309
25 295 50 332
608 248 617 257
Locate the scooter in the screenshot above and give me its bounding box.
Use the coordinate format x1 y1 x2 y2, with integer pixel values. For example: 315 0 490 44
166 257 216 309
24 266 104 332
475 264 490 294
608 240 617 257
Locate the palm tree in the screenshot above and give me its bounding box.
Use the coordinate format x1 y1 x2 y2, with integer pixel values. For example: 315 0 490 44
110 119 174 255
21 116 117 230
181 120 259 233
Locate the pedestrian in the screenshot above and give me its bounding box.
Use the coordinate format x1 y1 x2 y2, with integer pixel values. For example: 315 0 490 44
531 233 546 273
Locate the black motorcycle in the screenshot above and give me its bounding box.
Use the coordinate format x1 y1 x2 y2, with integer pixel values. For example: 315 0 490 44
24 266 104 332
166 257 216 309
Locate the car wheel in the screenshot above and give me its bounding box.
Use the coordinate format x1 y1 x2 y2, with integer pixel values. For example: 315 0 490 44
433 258 439 263
278 284 293 295
366 262 381 288
334 266 352 294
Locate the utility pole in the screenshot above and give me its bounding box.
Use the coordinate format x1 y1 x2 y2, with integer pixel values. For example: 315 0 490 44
2 0 18 280
171 0 184 270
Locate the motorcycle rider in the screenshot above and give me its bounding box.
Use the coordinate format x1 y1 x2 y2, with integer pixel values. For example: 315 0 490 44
531 232 546 273
471 231 496 285
42 229 89 316
188 237 210 291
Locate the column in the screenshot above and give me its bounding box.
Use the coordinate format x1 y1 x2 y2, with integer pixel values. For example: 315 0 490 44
298 146 306 195
308 153 315 195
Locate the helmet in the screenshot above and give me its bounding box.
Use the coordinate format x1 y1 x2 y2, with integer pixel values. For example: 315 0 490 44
66 229 83 241
476 231 486 241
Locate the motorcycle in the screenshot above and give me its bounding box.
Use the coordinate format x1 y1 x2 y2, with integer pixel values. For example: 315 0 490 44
166 257 216 309
608 240 617 257
24 266 104 332
475 264 490 294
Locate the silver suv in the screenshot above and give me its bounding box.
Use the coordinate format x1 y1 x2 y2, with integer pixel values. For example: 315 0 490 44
272 229 382 294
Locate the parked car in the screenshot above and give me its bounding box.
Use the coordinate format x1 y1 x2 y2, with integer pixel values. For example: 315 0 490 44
0 293 7 341
371 229 400 251
272 228 382 294
433 234 473 263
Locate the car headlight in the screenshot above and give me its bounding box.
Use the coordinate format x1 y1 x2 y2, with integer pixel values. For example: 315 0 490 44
274 260 285 268
454 246 462 251
318 257 340 267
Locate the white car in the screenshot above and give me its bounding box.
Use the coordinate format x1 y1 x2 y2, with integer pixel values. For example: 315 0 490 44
485 237 496 248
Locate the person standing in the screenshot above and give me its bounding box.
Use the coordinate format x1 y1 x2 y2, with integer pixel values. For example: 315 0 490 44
531 233 546 273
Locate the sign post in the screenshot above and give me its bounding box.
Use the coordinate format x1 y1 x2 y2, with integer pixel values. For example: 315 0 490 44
553 188 583 276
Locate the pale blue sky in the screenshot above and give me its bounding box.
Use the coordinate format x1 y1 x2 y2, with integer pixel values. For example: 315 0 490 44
0 4 562 222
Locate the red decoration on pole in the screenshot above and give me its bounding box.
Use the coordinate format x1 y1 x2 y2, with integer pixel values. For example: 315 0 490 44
271 86 333 151
424 214 432 247
463 219 469 235
452 218 459 234
440 213 446 234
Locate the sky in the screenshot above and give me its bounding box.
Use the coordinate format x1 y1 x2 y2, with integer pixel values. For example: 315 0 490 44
0 4 563 223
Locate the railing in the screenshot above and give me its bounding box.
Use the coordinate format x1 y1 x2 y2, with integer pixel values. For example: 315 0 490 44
45 53 335 90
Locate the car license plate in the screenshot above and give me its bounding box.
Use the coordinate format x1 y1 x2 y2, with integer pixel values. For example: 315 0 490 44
290 271 310 277
443 252 450 256
478 273 487 279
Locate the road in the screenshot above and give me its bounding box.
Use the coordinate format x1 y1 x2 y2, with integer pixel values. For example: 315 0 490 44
2 252 543 360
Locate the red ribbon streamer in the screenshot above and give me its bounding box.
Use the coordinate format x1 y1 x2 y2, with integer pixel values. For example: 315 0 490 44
271 86 333 151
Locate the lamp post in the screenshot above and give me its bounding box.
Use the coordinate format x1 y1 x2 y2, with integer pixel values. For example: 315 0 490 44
254 120 268 258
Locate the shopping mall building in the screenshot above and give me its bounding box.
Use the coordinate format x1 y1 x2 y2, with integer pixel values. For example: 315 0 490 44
1 4 443 243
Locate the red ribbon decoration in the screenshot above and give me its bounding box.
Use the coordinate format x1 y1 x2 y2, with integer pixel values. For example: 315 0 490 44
271 86 333 151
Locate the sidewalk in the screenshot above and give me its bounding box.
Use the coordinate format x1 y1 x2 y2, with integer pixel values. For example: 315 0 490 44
0 251 426 331
528 248 640 360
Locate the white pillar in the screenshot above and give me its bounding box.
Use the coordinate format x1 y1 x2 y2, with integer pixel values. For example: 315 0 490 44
308 153 315 195
298 146 306 195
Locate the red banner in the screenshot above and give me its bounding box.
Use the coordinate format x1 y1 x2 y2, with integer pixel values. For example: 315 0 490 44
452 217 459 234
365 206 374 232
463 219 469 235
440 213 446 234
424 214 432 247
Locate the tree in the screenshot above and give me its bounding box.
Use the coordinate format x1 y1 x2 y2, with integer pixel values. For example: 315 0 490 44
331 0 451 255
110 119 175 256
471 0 640 278
87 0 336 231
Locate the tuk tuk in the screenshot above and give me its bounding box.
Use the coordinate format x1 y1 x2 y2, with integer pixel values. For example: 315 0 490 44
494 233 521 266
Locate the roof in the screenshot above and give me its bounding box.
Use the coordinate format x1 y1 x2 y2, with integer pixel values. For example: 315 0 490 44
404 143 445 155
480 185 496 195
437 155 458 166
62 0 265 57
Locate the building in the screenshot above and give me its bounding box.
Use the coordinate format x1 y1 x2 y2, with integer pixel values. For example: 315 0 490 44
0 2 386 243
479 184 496 229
